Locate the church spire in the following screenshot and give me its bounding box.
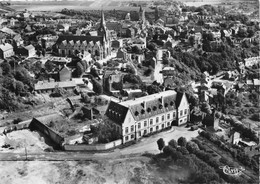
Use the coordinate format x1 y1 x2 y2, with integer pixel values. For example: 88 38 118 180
100 9 106 27
98 9 108 41
155 6 159 21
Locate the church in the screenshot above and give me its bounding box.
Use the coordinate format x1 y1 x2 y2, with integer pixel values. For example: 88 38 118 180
55 10 111 60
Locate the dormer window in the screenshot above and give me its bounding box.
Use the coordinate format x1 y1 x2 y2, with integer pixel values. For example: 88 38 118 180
153 106 157 111
159 104 163 109
135 111 139 116
165 103 168 108
147 108 151 113
170 101 174 106
141 109 145 114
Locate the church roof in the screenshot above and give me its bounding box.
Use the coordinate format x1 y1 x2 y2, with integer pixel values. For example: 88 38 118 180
56 35 105 46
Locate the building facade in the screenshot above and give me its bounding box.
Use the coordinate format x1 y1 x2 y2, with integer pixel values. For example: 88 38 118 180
106 90 190 143
0 43 14 59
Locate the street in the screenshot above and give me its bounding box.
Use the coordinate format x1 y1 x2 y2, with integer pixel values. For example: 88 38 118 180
0 126 200 161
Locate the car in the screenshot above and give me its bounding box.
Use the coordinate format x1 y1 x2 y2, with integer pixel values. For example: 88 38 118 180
190 125 198 131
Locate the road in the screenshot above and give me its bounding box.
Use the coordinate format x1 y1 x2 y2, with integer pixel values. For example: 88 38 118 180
0 126 200 161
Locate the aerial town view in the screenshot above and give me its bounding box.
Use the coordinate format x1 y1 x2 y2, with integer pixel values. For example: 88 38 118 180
0 0 259 183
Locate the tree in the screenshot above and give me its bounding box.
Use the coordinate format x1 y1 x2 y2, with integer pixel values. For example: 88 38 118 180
92 78 103 95
178 137 187 147
76 62 84 77
90 67 100 79
15 80 24 96
0 62 11 75
36 49 41 57
157 138 165 152
125 64 136 74
168 139 178 148
186 141 199 153
147 84 161 95
144 67 153 76
201 102 212 114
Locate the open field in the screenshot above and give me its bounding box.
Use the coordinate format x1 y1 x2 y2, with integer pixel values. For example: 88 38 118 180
0 156 190 184
0 129 50 153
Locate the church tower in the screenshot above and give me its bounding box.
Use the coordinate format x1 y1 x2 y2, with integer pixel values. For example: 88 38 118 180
139 5 145 22
98 10 108 42
155 6 159 21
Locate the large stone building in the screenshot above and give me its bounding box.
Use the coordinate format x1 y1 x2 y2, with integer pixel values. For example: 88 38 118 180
55 10 111 60
0 43 14 59
106 90 190 143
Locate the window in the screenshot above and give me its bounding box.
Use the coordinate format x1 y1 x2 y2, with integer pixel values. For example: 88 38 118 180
162 115 164 121
144 121 147 127
167 122 170 127
156 117 159 123
167 113 170 119
125 136 129 141
173 112 176 118
184 118 187 123
131 134 134 139
138 131 141 137
144 130 147 135
156 126 159 130
138 123 141 129
162 124 165 129
150 127 153 132
131 125 134 132
125 127 128 134
180 119 183 123
150 119 153 125
184 109 188 115
180 110 183 116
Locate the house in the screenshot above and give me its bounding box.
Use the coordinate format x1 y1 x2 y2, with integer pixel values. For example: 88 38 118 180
34 80 76 93
13 34 24 47
105 90 190 143
116 48 130 60
17 45 35 57
103 70 123 94
58 65 72 81
0 43 14 59
202 110 221 131
111 39 123 49
244 56 260 67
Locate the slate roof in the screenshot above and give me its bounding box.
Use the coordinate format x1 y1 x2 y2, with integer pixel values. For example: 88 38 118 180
0 43 13 52
105 101 129 125
24 44 35 50
107 90 179 123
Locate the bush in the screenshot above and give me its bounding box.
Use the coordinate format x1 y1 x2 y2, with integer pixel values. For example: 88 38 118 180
177 147 189 155
186 141 199 153
163 146 176 156
12 118 23 124
250 113 260 121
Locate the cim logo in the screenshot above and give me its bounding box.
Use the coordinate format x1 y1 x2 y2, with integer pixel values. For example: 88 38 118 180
219 165 245 176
